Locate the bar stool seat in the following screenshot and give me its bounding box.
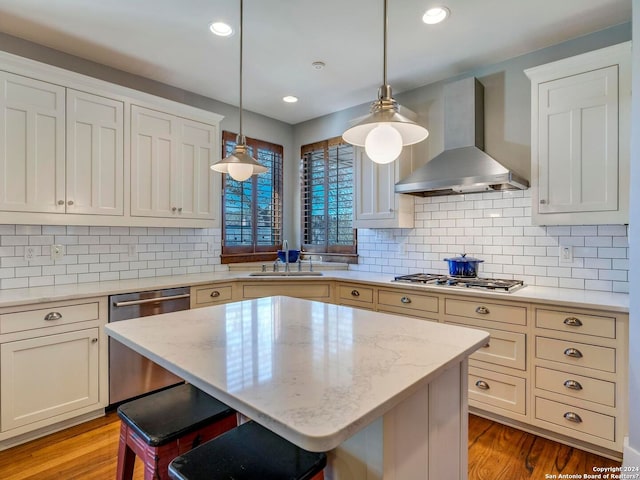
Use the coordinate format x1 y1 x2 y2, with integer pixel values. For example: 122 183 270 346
116 384 237 480
168 420 327 480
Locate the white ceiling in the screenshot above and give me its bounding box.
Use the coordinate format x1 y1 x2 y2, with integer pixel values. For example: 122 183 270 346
0 0 632 125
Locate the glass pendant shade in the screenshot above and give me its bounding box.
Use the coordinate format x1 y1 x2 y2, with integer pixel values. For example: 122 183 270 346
364 124 403 164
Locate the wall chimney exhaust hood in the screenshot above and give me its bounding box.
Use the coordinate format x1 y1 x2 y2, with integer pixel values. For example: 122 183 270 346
395 77 528 197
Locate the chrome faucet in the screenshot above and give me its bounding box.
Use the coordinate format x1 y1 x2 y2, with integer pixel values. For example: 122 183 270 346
282 240 289 272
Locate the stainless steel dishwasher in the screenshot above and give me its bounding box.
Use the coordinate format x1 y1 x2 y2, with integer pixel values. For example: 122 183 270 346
108 287 190 405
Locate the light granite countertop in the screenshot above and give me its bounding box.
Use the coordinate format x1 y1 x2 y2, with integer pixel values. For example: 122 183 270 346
0 269 629 312
105 296 489 452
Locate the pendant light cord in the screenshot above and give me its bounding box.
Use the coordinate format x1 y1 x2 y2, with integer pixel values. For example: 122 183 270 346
382 0 388 87
239 0 244 138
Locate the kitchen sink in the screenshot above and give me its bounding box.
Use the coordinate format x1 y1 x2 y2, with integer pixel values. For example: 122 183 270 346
248 271 323 277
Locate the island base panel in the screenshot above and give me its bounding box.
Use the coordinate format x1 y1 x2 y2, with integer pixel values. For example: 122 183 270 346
325 360 468 480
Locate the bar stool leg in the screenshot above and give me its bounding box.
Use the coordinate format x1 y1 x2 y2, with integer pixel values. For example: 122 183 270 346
116 422 136 480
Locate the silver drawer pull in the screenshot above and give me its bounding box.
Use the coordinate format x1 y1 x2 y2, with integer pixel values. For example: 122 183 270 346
210 290 221 298
400 296 411 304
351 290 360 297
475 306 490 315
564 347 583 358
113 293 190 307
44 312 62 321
563 317 583 327
564 379 583 391
563 412 583 423
475 380 490 390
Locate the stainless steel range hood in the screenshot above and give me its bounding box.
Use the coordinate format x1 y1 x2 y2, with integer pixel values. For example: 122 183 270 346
395 77 528 197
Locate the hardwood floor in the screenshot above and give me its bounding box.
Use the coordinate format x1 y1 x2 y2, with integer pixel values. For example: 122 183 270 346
0 413 620 479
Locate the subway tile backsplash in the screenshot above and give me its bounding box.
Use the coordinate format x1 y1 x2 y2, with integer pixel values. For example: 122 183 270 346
351 190 629 293
0 226 223 290
0 190 630 294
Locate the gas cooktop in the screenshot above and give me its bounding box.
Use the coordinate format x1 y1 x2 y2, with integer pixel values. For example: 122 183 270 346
393 273 525 293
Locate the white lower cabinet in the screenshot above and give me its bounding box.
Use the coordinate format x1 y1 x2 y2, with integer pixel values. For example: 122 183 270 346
0 297 108 447
1 328 100 431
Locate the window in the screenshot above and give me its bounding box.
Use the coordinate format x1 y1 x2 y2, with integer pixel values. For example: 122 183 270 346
300 137 357 262
221 131 283 263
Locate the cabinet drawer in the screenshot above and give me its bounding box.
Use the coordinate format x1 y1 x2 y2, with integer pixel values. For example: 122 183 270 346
535 366 615 407
535 397 615 442
377 289 438 318
0 302 100 334
242 282 332 300
449 321 525 370
337 284 374 306
192 285 233 307
535 309 616 339
444 298 526 326
536 337 616 373
469 366 526 415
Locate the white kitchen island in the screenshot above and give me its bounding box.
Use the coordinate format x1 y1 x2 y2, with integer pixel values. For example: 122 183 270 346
105 296 489 480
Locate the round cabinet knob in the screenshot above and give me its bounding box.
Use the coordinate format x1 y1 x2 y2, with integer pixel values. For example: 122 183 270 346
91 338 98 343
400 296 411 304
178 207 183 213
351 290 360 297
210 291 220 298
57 200 65 205
475 306 490 315
172 207 177 212
482 342 491 349
67 200 74 206
540 199 547 204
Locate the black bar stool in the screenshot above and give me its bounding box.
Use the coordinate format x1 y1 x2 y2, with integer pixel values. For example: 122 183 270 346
168 420 327 480
116 384 237 480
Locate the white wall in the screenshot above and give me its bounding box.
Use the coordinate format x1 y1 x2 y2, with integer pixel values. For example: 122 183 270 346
624 0 639 467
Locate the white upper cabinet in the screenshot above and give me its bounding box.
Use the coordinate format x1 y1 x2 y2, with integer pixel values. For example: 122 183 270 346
66 89 124 216
177 119 218 220
0 71 65 214
353 146 414 229
525 42 631 225
130 105 218 222
0 50 223 227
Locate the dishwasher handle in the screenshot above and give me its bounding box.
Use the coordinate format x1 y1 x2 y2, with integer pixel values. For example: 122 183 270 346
112 293 191 308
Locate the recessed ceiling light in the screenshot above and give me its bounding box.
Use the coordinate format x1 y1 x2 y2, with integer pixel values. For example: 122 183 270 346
422 6 450 25
283 96 298 103
209 21 234 37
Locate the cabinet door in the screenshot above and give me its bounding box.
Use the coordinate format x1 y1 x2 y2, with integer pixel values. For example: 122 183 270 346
537 66 618 214
130 105 178 217
1 328 100 432
66 89 124 215
0 71 65 213
353 147 414 228
176 118 217 220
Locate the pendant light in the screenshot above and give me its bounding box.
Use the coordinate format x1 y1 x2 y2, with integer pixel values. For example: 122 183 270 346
342 0 429 164
210 0 267 181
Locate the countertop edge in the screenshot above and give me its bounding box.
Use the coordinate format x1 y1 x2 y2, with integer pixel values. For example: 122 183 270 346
0 270 629 313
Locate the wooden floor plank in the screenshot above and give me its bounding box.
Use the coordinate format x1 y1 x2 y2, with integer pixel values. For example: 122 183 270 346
0 413 620 479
